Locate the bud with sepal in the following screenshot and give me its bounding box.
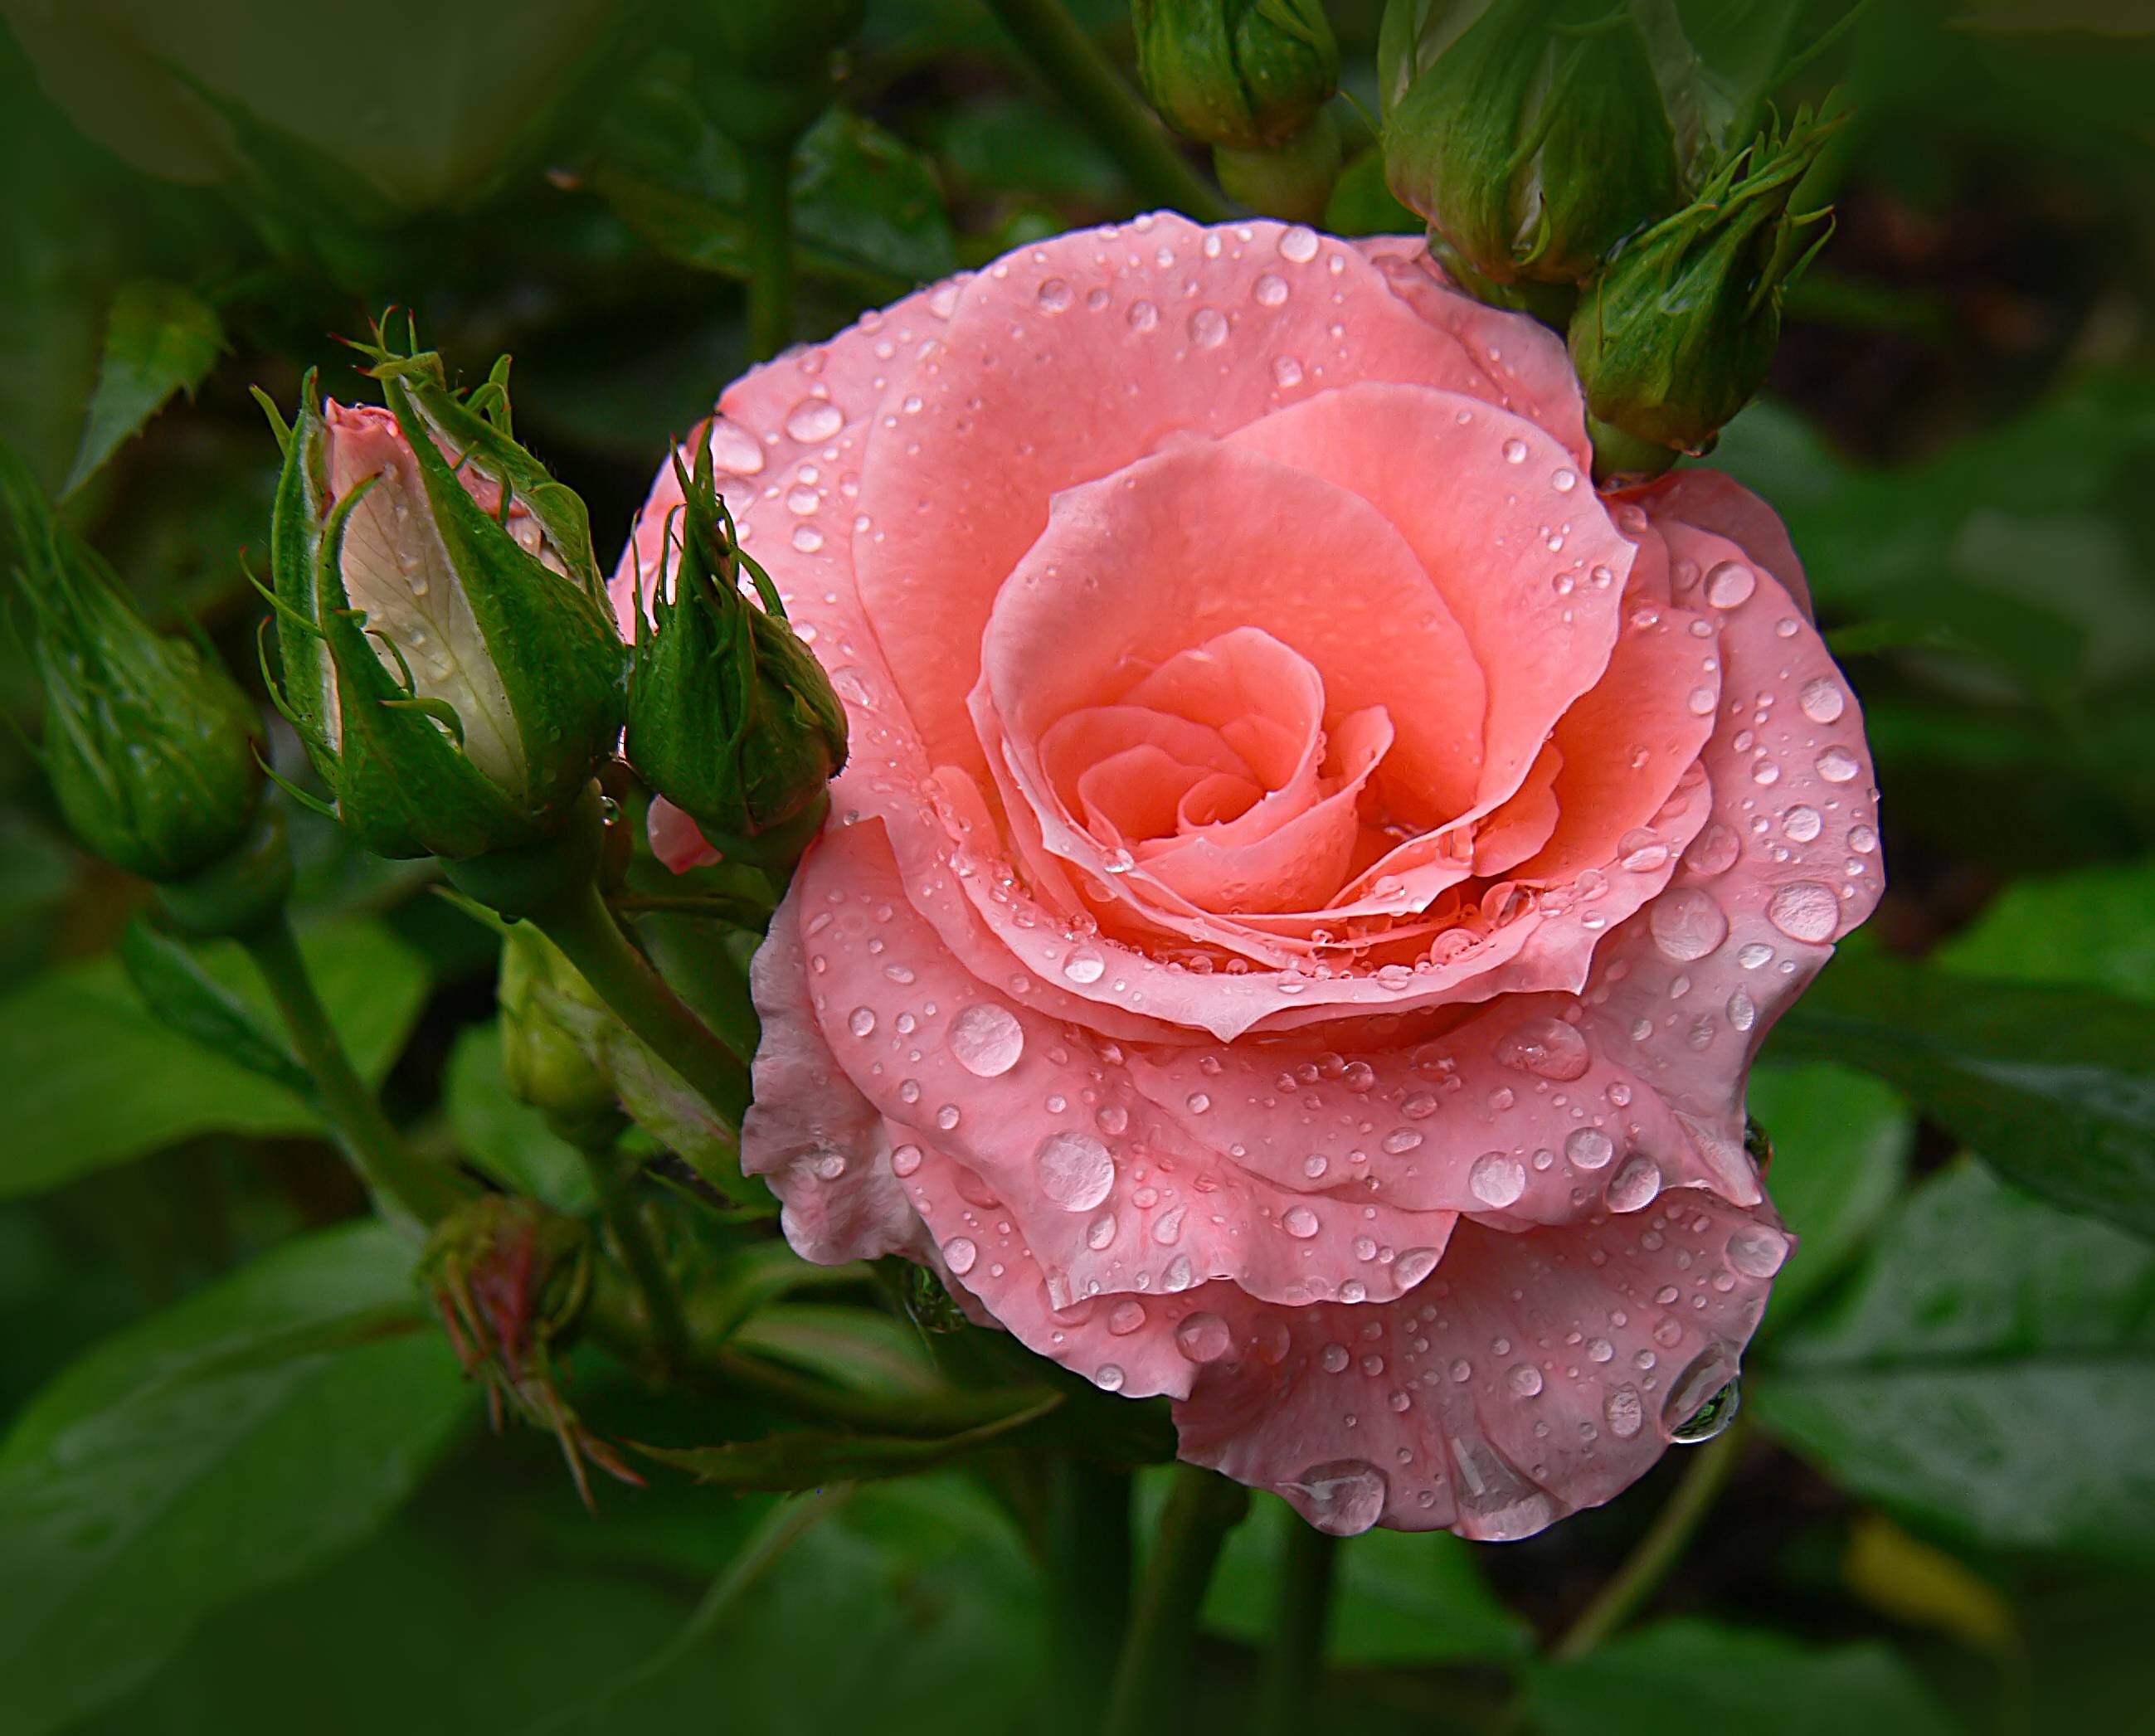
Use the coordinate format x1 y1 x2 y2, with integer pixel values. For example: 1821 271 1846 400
262 327 626 861
1379 0 1685 291
1569 101 1844 475
1 443 265 885
623 440 849 858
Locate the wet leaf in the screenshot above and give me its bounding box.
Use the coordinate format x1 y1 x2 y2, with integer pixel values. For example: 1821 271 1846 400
1753 1163 2155 1560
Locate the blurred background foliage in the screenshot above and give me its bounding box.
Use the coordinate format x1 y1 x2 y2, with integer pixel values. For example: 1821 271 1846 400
2 2 2153 1733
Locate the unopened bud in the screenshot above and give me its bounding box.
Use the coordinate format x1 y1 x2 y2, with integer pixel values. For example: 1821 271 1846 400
1569 102 1844 472
2 445 263 883
623 439 848 852
264 326 626 861
499 921 617 1122
1134 0 1340 153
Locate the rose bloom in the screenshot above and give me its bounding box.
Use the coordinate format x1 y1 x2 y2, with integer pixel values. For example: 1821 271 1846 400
611 216 1881 1539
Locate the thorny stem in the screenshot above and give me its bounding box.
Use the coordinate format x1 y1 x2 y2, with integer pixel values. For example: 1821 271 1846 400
1549 1418 1749 1661
981 0 1236 223
1100 1464 1250 1736
241 912 471 1225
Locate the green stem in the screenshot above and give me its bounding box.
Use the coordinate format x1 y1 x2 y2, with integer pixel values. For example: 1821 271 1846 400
1045 1458 1133 1736
744 143 796 362
1253 1520 1339 1736
1549 1418 1749 1661
241 912 469 1225
981 0 1235 222
1100 1464 1249 1736
564 1114 690 1377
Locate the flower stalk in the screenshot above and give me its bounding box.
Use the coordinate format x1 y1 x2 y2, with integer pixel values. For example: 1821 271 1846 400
1100 1464 1249 1736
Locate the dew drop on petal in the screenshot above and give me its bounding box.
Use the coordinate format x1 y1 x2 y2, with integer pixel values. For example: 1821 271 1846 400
1816 746 1861 783
1063 944 1107 984
1094 1364 1126 1393
1035 1130 1116 1212
1283 1204 1321 1239
1564 1128 1615 1171
1188 307 1228 348
1175 1312 1233 1363
1289 1460 1388 1536
784 399 844 443
1705 560 1756 608
1651 888 1729 960
1470 1151 1527 1208
1799 676 1846 722
1726 1224 1790 1277
1108 1300 1146 1335
891 1143 922 1178
1604 1384 1644 1438
1395 1247 1441 1287
950 1003 1025 1076
1496 1016 1591 1081
1277 224 1321 264
942 1236 977 1276
1606 1155 1662 1213
1768 880 1841 942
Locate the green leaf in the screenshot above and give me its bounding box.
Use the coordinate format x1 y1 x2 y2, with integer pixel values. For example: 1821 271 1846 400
0 917 429 1199
0 1223 470 1736
1522 1618 1956 1736
1934 857 2155 1004
1771 948 2155 1241
62 280 223 497
118 917 312 1100
585 69 956 297
635 1391 1061 1490
1747 1061 1914 1330
1752 1162 2155 1561
1198 1490 1530 1665
442 1023 597 1213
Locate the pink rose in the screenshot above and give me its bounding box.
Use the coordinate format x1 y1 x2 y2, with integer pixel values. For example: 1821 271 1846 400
611 216 1881 1539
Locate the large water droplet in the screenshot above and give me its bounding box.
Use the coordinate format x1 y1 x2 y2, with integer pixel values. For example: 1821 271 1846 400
1470 1151 1527 1208
1496 1016 1591 1081
1036 1130 1116 1212
1450 1434 1554 1540
1282 1204 1321 1239
1604 1383 1643 1438
1798 676 1846 722
1287 1460 1388 1536
950 1004 1024 1076
1187 307 1228 348
1063 944 1107 985
1277 225 1321 264
1606 1155 1662 1213
942 1236 978 1276
704 416 766 476
1705 561 1756 608
1108 1299 1146 1335
1816 746 1861 783
1768 880 1840 942
1663 1344 1741 1442
1651 888 1729 960
784 398 844 443
1395 1247 1441 1287
1725 1223 1789 1277
1565 1128 1615 1171
1175 1312 1233 1363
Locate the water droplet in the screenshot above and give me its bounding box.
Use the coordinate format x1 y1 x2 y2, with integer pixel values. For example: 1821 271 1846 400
1783 805 1822 843
1277 225 1321 264
1253 272 1288 306
1604 1384 1644 1438
1553 467 1579 494
1288 1460 1388 1536
1705 561 1756 608
811 1148 846 1180
1816 746 1861 783
943 1236 978 1276
1036 277 1073 311
1127 299 1160 331
1151 1204 1187 1245
1470 1151 1526 1208
1036 1130 1116 1212
1726 988 1757 1032
1666 1345 1742 1442
785 399 844 443
1502 437 1529 464
1188 307 1228 348
1450 1435 1553 1540
1736 941 1774 970
791 524 825 553
1687 824 1741 876
1651 888 1729 960
1496 1016 1591 1081
705 416 766 475
1063 944 1107 985
1565 1128 1615 1171
1321 1342 1350 1373
1395 1247 1441 1287
1095 1364 1126 1392
935 1103 961 1131
1176 1312 1233 1363
1283 1204 1321 1239
1768 880 1840 942
950 1004 1024 1076
1109 1300 1146 1335
1798 677 1846 722
891 1143 922 1178
1087 1212 1117 1250
1726 1223 1789 1276
1381 1127 1424 1155
1272 353 1305 388
1849 824 1879 854
1607 1155 1662 1213
1508 1364 1544 1398
848 1006 876 1038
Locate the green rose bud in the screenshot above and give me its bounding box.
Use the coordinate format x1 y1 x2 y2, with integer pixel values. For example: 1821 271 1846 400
1380 0 1684 288
263 329 626 861
1569 101 1843 473
624 440 849 851
1133 0 1340 153
1 444 263 883
499 920 618 1123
